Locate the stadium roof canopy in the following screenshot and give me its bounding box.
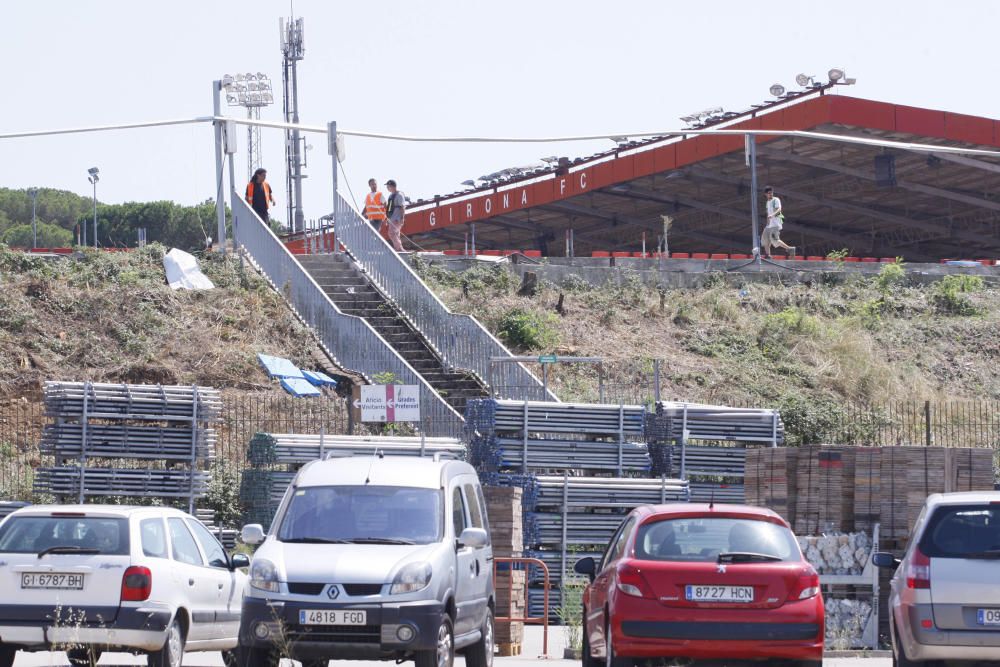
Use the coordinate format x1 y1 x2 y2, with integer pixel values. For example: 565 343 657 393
403 94 1000 261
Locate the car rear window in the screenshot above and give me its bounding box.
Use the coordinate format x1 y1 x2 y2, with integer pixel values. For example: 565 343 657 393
920 504 1000 558
634 516 799 562
0 516 130 555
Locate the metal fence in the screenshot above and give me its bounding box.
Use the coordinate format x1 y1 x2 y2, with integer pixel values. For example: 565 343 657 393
332 192 555 402
0 393 350 503
231 194 464 436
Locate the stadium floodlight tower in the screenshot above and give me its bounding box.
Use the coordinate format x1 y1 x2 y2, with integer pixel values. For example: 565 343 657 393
222 72 274 182
280 15 307 233
87 167 99 248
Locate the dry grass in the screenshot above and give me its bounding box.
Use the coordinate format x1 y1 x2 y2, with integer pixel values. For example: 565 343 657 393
419 264 1000 405
0 244 320 396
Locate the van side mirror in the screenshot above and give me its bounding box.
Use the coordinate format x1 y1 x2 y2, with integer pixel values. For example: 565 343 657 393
872 552 901 569
230 553 251 570
457 527 488 549
241 524 265 546
574 557 597 582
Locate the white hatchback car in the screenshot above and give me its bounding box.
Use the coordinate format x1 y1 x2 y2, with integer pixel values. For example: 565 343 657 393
0 505 248 667
874 491 1000 666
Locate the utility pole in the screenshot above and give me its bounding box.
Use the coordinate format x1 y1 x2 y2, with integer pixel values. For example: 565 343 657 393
27 188 38 249
747 133 762 267
87 168 99 248
280 16 306 234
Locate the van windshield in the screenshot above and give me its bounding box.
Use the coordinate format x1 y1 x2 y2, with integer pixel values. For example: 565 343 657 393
278 486 443 545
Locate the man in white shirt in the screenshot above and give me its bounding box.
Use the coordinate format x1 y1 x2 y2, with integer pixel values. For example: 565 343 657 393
761 186 796 259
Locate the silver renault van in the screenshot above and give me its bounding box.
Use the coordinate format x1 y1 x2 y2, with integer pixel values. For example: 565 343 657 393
238 455 494 667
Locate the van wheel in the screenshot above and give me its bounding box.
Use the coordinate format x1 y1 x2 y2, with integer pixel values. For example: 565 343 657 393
0 644 15 667
415 617 454 667
68 647 103 667
147 619 185 667
465 610 494 667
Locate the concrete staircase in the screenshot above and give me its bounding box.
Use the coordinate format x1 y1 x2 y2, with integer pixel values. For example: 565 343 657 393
298 254 489 414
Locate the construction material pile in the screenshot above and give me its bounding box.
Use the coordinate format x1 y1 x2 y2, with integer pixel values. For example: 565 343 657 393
824 598 874 650
485 486 526 653
466 399 650 474
241 431 465 529
34 382 219 506
747 445 995 540
798 532 872 576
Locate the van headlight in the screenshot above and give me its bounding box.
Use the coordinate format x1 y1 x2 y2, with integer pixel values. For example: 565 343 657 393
390 562 432 595
250 559 281 593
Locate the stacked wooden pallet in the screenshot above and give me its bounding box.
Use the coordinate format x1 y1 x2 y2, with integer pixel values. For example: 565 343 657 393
484 486 525 655
853 448 881 533
793 448 856 534
744 448 799 524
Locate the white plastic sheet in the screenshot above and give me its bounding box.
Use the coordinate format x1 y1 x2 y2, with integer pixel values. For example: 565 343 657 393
163 248 215 291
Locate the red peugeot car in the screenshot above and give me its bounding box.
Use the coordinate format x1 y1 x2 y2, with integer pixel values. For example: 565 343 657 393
574 503 823 666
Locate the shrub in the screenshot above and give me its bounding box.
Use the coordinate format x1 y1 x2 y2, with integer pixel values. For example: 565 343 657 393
875 259 906 291
932 274 984 315
202 461 242 528
496 308 559 351
758 307 820 358
826 248 849 263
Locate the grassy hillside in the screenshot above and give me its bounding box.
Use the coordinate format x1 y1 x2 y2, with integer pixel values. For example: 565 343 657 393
0 244 319 396
413 258 1000 407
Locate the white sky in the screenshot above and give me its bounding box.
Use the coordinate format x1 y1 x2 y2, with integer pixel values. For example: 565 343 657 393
3 0 999 221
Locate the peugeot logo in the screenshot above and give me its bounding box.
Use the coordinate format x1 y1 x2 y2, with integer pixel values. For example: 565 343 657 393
716 564 727 574
327 585 340 599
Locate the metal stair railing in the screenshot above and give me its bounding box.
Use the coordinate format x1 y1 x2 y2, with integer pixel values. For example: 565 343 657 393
231 195 464 436
333 193 556 402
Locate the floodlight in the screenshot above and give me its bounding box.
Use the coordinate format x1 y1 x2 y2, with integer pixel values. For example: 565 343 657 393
540 156 558 164
222 74 234 88
262 93 273 104
610 136 628 144
248 83 258 91
238 93 247 104
236 73 245 82
246 72 255 81
87 167 99 177
226 94 238 104
769 84 786 97
257 72 266 79
828 68 845 82
461 180 475 187
795 73 814 87
249 93 261 104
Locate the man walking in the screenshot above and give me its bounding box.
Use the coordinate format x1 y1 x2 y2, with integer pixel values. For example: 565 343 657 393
761 186 795 259
245 168 276 223
384 179 406 252
362 178 387 231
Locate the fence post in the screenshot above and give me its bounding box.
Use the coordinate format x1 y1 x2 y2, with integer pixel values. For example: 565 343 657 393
653 359 661 404
924 400 932 447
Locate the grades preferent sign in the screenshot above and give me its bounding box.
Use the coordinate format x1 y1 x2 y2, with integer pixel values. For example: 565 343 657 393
359 385 421 423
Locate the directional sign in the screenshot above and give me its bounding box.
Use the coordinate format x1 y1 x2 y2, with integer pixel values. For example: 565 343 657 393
537 354 558 364
360 385 421 423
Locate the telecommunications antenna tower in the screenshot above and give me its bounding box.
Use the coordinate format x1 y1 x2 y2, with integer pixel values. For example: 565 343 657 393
280 12 306 232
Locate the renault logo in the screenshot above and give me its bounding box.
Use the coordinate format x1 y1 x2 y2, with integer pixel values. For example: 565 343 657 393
327 585 340 599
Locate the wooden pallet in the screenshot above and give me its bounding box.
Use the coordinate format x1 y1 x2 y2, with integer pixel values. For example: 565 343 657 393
496 642 522 657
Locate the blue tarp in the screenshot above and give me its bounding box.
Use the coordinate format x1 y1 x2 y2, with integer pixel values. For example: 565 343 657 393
257 354 304 379
280 377 322 397
302 370 339 387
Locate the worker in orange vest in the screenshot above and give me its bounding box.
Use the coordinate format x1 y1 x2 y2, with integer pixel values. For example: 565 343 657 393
245 168 276 222
362 178 387 231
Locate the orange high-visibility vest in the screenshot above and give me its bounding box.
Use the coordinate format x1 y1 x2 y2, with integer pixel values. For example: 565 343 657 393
365 191 386 220
245 181 273 208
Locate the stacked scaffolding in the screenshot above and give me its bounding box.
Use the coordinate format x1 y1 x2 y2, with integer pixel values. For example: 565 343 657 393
465 398 687 620
240 431 466 529
34 382 220 510
645 401 783 503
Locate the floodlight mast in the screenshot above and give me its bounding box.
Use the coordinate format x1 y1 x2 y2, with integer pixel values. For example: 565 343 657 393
223 73 274 181
281 16 306 233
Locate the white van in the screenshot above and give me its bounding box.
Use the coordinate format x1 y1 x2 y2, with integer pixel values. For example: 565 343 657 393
239 455 494 667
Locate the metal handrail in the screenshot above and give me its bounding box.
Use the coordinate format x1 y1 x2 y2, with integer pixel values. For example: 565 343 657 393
332 193 557 402
493 556 550 657
230 195 464 436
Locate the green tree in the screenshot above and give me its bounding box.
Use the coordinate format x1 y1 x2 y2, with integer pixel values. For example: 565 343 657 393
1 222 73 248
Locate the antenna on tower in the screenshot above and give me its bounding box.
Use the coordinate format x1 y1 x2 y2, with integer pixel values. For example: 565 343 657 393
280 9 306 233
